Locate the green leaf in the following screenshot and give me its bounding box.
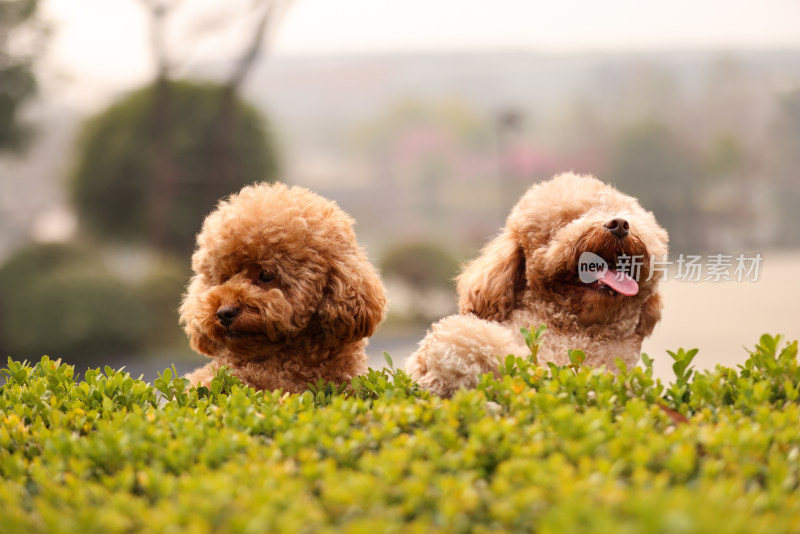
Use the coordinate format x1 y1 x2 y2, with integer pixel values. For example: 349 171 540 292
534 323 547 340
568 349 586 366
520 327 533 347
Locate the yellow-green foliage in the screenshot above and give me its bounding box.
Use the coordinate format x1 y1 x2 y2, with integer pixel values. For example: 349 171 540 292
1 334 799 533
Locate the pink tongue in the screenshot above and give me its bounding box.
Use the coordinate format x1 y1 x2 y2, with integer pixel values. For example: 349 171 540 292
599 268 639 296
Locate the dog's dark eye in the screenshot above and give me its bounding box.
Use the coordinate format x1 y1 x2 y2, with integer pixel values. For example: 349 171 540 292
258 272 275 284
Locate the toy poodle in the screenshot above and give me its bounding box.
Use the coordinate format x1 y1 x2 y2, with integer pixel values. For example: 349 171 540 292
180 183 386 393
405 173 669 397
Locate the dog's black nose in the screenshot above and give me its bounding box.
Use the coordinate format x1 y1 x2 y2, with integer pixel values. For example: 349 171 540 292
604 218 630 238
216 305 240 327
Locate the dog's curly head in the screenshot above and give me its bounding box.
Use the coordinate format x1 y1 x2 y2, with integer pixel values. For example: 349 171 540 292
179 183 386 358
458 173 668 335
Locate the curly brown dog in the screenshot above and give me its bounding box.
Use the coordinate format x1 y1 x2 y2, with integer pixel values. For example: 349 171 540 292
180 183 386 393
405 173 669 397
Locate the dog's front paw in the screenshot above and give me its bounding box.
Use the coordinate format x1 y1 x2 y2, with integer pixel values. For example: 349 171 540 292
405 314 527 397
184 362 220 389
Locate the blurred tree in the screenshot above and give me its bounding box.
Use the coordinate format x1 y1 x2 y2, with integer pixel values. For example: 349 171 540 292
69 1 292 255
705 133 746 180
0 0 46 152
696 132 762 249
70 80 279 255
770 89 800 247
137 0 291 251
609 121 705 252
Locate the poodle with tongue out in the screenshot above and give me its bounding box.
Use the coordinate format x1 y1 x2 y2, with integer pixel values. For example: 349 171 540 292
405 173 669 397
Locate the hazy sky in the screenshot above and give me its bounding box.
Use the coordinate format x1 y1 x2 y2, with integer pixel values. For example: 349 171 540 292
42 0 800 105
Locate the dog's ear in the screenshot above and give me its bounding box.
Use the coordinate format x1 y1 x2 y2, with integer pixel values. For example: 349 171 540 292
179 275 224 357
457 230 526 322
317 257 387 344
635 292 662 338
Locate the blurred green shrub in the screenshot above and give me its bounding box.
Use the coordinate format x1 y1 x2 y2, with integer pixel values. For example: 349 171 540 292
70 79 279 255
381 242 459 290
380 241 459 324
1 334 798 532
0 242 186 368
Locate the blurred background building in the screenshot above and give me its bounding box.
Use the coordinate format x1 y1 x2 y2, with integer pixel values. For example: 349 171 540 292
1 0 799 380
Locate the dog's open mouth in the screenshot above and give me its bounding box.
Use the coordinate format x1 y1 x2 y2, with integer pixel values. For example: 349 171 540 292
584 267 639 296
570 250 641 297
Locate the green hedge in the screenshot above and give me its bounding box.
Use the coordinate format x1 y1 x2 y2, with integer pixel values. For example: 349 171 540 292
1 333 799 533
